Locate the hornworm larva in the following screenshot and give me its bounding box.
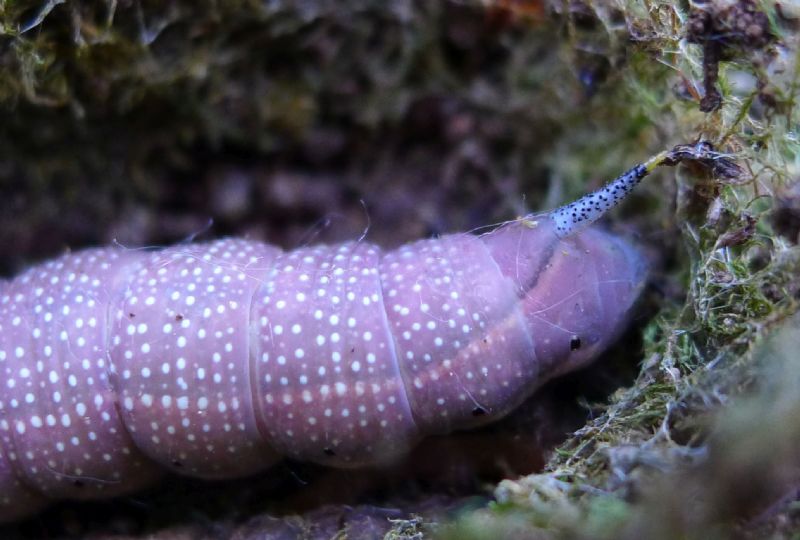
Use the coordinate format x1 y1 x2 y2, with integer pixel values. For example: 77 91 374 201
0 142 736 521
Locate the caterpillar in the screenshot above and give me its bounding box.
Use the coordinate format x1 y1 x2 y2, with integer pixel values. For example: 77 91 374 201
0 143 735 522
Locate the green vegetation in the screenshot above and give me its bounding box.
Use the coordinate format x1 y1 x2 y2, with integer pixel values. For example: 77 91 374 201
441 1 800 538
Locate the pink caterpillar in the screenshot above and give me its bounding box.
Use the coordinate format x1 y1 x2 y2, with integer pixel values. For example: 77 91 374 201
0 143 728 522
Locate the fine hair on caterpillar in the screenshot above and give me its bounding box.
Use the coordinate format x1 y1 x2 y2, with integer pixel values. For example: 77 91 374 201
0 141 740 522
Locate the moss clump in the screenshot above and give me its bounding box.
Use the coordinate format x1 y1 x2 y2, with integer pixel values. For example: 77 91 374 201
441 1 800 538
1 1 659 272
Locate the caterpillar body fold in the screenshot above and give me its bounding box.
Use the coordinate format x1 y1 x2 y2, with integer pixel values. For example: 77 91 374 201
0 143 735 521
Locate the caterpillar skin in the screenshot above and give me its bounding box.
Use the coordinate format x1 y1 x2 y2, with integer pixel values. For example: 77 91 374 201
0 161 657 522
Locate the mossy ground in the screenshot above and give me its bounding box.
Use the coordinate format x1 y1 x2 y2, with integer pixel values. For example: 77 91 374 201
1 0 799 539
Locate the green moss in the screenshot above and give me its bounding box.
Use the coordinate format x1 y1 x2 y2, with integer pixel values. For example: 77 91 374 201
443 0 800 537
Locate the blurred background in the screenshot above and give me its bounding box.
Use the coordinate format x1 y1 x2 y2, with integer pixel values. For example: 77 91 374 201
0 0 700 273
